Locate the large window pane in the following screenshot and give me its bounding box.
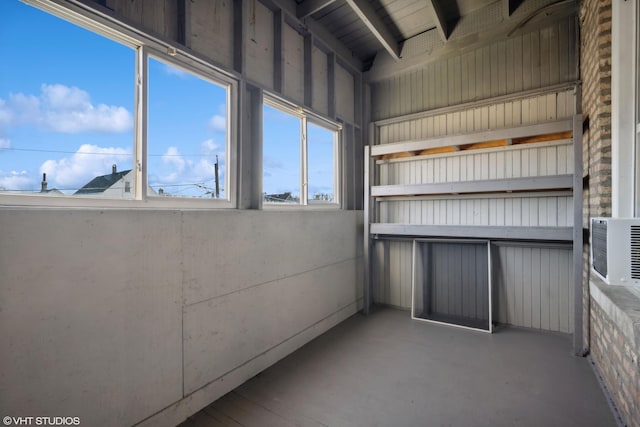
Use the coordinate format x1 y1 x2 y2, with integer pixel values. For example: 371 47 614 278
0 1 134 197
147 56 228 199
307 122 335 203
263 104 301 204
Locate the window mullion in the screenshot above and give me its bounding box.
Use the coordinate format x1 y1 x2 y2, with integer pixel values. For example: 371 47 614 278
137 45 149 200
301 116 308 205
335 128 341 207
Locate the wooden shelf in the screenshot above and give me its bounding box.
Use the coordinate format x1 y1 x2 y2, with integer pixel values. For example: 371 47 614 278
370 119 573 158
370 224 573 241
371 175 573 197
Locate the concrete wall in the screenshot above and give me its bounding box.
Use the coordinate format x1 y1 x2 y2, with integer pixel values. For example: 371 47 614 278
0 209 363 426
0 1 367 425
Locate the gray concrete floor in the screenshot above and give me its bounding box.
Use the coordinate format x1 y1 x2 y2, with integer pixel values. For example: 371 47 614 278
181 307 615 427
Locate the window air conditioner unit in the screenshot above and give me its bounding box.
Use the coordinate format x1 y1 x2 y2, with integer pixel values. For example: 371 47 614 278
590 218 640 286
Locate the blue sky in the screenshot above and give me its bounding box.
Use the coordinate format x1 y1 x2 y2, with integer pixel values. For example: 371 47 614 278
263 106 335 201
147 56 228 197
0 0 334 200
0 0 137 194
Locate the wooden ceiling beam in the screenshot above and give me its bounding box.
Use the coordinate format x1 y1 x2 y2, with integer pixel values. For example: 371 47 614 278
344 0 401 61
428 0 449 41
297 0 338 20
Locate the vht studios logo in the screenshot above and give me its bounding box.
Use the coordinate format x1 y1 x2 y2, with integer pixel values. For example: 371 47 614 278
3 417 80 426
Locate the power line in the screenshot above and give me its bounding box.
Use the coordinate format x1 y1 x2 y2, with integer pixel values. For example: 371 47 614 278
0 147 131 156
0 181 224 193
0 147 222 157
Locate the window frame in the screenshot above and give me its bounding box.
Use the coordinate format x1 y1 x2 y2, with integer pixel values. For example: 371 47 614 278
0 0 238 209
612 0 639 217
143 47 237 207
262 94 341 209
636 0 640 216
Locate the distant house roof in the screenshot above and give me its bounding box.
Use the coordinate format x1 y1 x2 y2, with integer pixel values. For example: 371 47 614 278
74 169 131 195
42 188 63 195
264 192 296 203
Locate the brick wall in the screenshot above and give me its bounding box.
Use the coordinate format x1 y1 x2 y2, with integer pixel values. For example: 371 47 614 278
580 1 640 426
580 0 612 217
580 0 612 353
590 300 640 427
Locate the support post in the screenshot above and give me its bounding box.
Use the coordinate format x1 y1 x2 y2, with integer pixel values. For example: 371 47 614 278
304 35 313 107
363 144 371 314
328 53 336 120
233 0 244 74
274 10 284 93
238 83 263 209
573 113 584 356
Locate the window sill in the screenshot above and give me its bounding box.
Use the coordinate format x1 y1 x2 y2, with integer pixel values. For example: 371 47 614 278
589 274 640 348
262 203 341 211
0 194 235 210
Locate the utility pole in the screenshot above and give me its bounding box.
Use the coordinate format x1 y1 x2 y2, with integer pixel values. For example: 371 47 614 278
214 155 220 198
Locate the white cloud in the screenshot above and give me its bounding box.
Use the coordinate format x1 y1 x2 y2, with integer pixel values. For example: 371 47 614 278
200 139 220 155
4 84 132 134
0 170 35 192
208 114 226 132
164 63 190 79
39 144 132 189
153 140 226 192
41 84 90 110
9 93 39 117
0 138 10 149
0 99 13 126
161 146 186 182
192 158 218 179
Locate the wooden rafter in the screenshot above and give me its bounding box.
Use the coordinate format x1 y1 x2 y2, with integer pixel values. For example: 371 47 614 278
344 0 401 61
297 0 337 20
428 0 449 41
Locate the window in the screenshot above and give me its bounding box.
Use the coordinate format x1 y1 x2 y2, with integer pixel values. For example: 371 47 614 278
307 122 337 203
263 98 339 206
147 56 229 199
263 104 301 204
0 1 135 198
0 1 235 206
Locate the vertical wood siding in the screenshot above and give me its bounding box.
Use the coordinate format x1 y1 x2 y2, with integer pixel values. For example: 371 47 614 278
371 18 578 121
379 141 574 184
414 242 490 326
190 0 234 69
373 239 413 309
373 241 574 334
245 1 274 90
378 196 573 227
114 0 178 41
312 46 329 116
283 24 304 104
377 90 576 144
370 18 577 332
336 63 355 123
493 244 574 333
109 0 360 128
